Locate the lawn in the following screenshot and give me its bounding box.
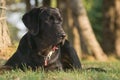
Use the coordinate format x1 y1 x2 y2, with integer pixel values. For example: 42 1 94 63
0 61 120 80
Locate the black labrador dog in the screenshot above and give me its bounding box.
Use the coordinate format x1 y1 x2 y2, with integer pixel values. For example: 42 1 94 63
4 7 82 71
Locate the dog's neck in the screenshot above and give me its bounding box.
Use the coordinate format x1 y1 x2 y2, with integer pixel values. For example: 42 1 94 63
28 33 50 51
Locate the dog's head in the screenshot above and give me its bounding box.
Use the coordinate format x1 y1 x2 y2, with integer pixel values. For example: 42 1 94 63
22 7 66 50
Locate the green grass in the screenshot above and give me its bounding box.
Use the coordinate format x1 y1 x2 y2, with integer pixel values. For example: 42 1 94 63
0 61 120 80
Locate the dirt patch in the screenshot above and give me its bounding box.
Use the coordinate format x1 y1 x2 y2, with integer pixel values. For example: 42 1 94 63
0 45 16 61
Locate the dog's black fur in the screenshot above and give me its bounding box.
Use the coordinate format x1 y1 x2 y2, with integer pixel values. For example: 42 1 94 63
4 7 81 71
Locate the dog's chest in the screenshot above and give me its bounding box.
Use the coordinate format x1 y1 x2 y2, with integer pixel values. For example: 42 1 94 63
39 48 62 70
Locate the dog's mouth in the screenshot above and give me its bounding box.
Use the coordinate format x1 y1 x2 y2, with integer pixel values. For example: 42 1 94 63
49 39 65 53
50 44 59 53
41 39 65 54
47 39 65 58
53 38 65 49
51 45 59 51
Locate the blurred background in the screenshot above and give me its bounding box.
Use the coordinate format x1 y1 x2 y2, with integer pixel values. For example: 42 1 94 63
0 0 120 61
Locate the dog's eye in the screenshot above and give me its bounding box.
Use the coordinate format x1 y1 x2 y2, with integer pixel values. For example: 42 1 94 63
58 17 63 22
49 16 54 20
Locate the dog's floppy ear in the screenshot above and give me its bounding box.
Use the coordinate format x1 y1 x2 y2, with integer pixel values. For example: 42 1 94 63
22 8 42 35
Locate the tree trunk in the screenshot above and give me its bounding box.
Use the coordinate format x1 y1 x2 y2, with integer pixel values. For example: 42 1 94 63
102 0 115 53
57 0 82 59
103 0 120 58
115 0 120 58
0 0 11 53
43 0 51 7
25 0 31 12
25 0 39 11
69 0 108 61
35 0 38 7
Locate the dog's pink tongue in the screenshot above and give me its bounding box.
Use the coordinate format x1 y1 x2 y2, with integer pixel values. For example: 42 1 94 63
52 46 58 51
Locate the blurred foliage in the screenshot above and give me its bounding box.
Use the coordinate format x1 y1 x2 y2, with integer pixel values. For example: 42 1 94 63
51 0 57 8
6 0 23 5
83 0 103 43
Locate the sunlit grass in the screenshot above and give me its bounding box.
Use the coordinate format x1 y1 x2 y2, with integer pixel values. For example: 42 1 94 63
0 61 120 80
0 44 120 80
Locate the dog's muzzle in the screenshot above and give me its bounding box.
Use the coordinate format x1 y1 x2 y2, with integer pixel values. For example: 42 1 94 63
58 33 66 40
57 32 66 45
